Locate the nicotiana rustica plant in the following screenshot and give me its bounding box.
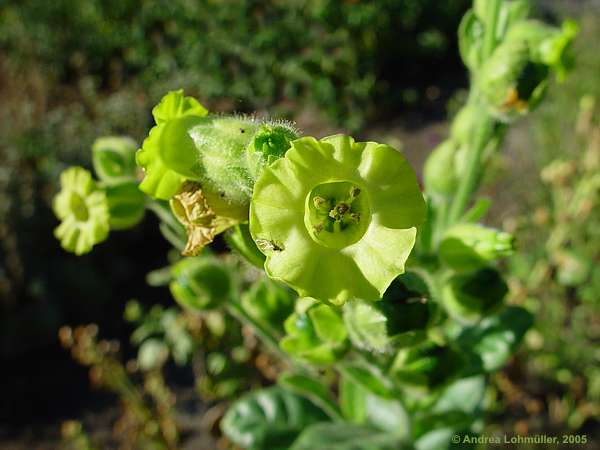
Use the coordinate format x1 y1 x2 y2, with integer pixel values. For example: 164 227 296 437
52 1 577 449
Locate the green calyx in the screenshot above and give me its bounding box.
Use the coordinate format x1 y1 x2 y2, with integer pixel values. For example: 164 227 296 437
250 134 426 305
169 256 232 310
280 298 348 365
478 18 578 121
53 167 110 255
442 268 508 324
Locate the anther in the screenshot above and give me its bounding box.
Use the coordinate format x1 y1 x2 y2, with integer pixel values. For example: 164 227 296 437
349 187 361 199
313 196 330 212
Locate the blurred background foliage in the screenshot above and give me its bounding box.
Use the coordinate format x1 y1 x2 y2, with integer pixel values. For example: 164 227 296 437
1 0 599 448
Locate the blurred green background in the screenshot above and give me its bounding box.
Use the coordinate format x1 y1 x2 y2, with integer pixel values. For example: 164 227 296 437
1 0 599 448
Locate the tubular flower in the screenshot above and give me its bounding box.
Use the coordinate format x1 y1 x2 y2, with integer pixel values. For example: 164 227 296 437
53 167 110 255
136 90 208 200
249 134 426 305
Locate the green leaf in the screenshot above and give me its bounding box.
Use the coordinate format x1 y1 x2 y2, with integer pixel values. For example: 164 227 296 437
414 377 485 450
457 306 533 372
364 395 410 436
290 423 413 450
338 365 395 399
279 372 342 420
343 296 429 354
221 386 329 450
461 197 491 222
241 277 295 336
339 374 367 424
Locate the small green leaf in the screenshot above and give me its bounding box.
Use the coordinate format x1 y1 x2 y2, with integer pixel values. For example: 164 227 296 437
339 374 368 424
290 423 413 450
221 386 329 450
338 365 395 399
279 372 342 420
241 277 295 336
457 306 533 372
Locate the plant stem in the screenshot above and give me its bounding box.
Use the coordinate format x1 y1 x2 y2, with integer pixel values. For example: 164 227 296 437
447 114 494 225
226 301 312 374
483 0 502 60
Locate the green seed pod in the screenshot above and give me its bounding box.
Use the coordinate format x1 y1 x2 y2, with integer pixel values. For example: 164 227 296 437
53 167 110 255
104 181 145 230
280 298 348 365
92 136 138 185
423 140 460 196
442 268 508 324
343 296 430 355
169 256 232 310
392 341 465 389
250 134 426 305
450 104 480 147
439 223 515 271
478 39 548 122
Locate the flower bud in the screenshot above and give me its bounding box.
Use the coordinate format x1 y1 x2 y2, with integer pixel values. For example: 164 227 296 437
442 268 508 324
280 298 348 365
439 223 515 271
169 256 232 310
423 140 460 196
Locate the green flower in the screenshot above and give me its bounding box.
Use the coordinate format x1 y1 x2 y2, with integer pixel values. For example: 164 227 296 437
53 167 110 255
250 134 425 305
92 136 138 185
136 90 208 200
